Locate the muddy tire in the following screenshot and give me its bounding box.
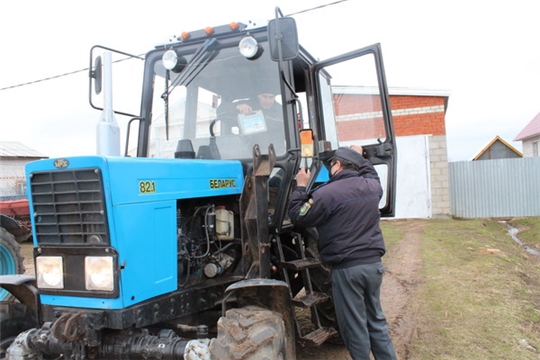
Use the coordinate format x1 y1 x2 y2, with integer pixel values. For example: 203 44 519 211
0 228 25 301
209 306 286 360
0 302 36 359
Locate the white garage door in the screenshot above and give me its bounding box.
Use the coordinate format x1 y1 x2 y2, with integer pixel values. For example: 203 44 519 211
394 135 431 218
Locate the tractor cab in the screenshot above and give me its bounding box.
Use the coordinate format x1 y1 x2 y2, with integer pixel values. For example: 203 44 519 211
90 15 396 221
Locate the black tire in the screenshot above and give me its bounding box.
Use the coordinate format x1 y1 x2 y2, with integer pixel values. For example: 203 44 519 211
0 302 36 359
0 228 25 301
209 306 286 360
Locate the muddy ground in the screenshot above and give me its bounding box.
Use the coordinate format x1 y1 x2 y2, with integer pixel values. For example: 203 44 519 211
21 220 423 359
296 220 423 359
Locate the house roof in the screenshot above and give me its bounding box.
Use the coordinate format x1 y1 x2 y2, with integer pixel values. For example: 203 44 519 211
0 141 47 158
472 136 523 160
514 111 540 141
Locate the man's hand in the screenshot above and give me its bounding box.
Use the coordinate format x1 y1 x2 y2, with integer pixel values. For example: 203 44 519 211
295 167 311 187
236 104 253 115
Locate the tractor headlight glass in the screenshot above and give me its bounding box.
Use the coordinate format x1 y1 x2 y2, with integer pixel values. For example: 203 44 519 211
85 256 114 291
162 50 178 70
238 36 260 59
36 256 64 289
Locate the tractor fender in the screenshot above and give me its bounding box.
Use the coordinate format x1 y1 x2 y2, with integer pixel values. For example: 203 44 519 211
0 214 31 243
220 279 296 359
0 275 38 311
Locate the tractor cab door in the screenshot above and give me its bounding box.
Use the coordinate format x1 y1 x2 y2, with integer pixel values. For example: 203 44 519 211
312 44 396 217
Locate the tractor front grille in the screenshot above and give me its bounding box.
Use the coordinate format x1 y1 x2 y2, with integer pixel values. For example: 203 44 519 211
30 169 109 245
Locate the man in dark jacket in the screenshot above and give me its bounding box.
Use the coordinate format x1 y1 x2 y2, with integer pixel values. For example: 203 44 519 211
288 145 397 360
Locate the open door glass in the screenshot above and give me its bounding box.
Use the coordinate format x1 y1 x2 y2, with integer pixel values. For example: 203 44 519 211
313 44 396 217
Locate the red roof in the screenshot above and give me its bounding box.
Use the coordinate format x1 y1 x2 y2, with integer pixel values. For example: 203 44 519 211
514 112 540 141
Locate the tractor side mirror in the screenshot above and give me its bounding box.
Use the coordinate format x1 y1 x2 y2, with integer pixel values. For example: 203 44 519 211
268 17 299 61
92 55 102 95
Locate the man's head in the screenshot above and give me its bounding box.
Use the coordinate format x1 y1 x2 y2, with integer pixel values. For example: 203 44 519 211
255 77 279 108
329 146 364 176
257 93 276 109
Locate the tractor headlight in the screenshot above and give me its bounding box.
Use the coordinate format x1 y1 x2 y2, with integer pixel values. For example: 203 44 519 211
36 256 64 289
162 50 178 70
162 50 187 73
85 256 114 291
239 36 262 59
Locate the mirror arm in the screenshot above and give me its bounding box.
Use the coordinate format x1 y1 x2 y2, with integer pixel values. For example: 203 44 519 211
88 45 143 117
164 70 170 140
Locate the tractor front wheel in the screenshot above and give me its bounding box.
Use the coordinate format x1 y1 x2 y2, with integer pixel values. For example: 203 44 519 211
209 306 287 360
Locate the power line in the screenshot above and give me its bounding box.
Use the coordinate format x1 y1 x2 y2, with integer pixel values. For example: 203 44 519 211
0 55 145 92
285 0 349 17
0 0 349 92
0 68 89 91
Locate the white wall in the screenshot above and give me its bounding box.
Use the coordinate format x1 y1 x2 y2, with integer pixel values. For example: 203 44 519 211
522 135 540 157
394 135 432 218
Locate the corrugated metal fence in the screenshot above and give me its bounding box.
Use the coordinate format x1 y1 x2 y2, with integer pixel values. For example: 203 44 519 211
449 158 540 218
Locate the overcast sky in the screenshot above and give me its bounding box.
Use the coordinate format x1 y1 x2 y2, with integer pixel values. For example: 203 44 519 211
1 0 539 161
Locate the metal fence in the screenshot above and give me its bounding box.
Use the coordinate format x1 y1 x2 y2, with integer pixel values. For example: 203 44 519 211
0 159 28 197
449 157 540 218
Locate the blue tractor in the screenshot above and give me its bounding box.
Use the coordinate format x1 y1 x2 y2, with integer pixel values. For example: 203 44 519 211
1 8 396 359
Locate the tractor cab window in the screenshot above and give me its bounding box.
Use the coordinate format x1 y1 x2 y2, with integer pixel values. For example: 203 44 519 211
148 42 285 160
314 45 396 216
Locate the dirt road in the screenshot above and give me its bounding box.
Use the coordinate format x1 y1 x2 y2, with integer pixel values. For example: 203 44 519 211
297 220 424 359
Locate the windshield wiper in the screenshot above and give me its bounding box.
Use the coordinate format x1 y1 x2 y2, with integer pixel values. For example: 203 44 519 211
169 38 218 90
161 39 219 139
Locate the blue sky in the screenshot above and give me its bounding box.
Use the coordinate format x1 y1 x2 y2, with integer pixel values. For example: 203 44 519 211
1 0 539 161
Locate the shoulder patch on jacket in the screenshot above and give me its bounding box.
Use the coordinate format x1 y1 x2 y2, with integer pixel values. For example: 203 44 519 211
299 198 314 216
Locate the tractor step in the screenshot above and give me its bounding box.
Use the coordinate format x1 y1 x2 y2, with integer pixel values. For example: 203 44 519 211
279 258 320 271
302 327 338 346
293 292 329 308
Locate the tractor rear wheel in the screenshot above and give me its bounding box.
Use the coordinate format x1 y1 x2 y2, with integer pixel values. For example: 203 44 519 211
209 306 286 360
0 228 25 301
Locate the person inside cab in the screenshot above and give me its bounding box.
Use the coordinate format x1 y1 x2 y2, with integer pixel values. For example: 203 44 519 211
233 77 282 131
217 77 284 152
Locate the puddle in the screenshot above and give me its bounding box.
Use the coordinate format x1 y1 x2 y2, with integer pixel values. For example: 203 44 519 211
500 221 540 256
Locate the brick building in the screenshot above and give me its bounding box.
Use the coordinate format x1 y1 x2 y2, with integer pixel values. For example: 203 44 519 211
333 87 450 217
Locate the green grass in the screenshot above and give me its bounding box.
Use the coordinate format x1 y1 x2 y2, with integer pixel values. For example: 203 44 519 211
509 217 540 248
380 219 408 248
381 217 540 360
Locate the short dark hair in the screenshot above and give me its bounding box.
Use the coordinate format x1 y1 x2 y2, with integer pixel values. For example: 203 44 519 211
256 77 279 95
332 157 360 172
